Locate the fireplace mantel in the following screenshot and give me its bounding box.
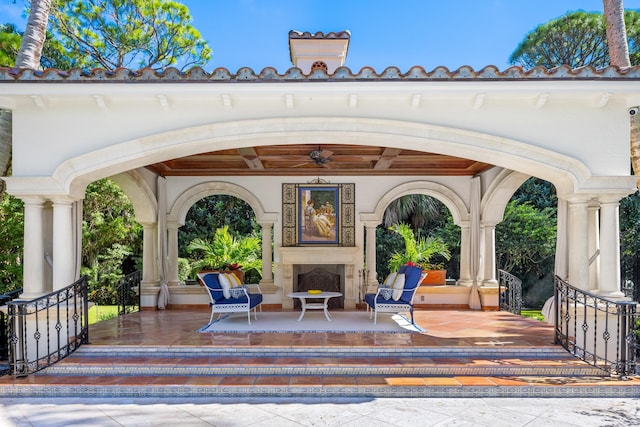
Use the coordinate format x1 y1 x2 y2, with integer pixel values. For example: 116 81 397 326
278 246 361 309
279 247 359 265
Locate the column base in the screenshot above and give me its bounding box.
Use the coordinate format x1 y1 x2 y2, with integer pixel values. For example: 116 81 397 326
258 279 278 294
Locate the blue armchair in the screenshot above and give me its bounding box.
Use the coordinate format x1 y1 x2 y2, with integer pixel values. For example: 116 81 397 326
364 265 424 325
198 272 263 325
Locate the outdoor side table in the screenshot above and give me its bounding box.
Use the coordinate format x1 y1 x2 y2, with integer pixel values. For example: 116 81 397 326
287 291 343 321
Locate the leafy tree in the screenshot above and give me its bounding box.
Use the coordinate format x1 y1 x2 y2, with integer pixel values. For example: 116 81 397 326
178 195 259 258
48 0 211 70
80 179 142 303
511 177 558 217
83 178 142 268
0 24 21 67
496 200 557 306
510 10 640 68
496 201 556 272
0 194 23 293
620 191 640 301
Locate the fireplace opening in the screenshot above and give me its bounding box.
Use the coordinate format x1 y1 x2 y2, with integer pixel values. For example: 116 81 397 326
293 264 344 310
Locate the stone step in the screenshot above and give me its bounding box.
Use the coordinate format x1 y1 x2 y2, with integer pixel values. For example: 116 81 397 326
76 344 573 359
3 343 637 399
39 343 607 378
2 374 638 399
46 356 606 378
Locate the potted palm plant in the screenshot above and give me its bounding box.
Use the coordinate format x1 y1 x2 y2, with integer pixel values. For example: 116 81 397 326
187 225 262 283
388 223 451 286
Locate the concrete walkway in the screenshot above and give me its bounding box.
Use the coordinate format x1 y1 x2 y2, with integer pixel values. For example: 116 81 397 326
1 397 639 426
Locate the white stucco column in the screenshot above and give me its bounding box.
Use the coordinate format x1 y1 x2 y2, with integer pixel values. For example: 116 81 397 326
554 198 569 279
598 198 624 297
140 223 156 286
51 196 76 291
481 223 498 286
457 222 472 286
587 204 600 291
257 222 277 292
20 197 48 298
567 198 590 291
167 222 180 286
364 223 378 285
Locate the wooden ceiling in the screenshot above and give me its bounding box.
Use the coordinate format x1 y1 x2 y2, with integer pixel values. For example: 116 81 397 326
146 144 493 176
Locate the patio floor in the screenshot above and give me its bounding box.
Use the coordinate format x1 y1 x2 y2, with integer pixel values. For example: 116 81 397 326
2 308 639 398
87 307 557 348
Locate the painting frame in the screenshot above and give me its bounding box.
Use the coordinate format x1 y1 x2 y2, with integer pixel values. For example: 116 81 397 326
282 183 355 247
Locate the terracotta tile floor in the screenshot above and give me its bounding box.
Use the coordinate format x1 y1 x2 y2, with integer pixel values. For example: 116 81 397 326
86 308 558 348
2 308 638 392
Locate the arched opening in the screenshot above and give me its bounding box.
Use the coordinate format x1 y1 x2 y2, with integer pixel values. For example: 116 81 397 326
179 195 261 285
376 194 456 283
495 177 558 310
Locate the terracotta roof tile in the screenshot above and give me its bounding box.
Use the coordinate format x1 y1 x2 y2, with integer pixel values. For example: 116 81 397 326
1 64 640 82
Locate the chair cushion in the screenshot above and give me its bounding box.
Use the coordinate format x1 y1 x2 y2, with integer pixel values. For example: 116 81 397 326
400 265 424 303
364 293 408 307
217 293 263 309
392 273 406 301
226 272 243 287
218 273 235 299
383 272 397 287
201 273 224 301
379 286 393 300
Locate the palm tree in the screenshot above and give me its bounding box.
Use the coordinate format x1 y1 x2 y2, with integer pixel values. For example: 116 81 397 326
383 194 440 230
1 0 52 197
603 0 631 68
15 0 52 69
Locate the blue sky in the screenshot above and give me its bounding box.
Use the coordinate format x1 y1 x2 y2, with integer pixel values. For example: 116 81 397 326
2 0 640 71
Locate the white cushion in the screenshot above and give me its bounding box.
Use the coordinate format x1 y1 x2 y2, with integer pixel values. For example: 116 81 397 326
218 273 232 299
392 273 406 301
383 272 397 287
227 273 242 287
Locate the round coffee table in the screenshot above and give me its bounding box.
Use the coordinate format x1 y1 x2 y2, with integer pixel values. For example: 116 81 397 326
287 291 343 321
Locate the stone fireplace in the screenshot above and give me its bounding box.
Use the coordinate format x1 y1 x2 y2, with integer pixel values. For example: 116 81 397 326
278 247 360 310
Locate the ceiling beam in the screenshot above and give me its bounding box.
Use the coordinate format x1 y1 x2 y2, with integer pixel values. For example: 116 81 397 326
373 148 402 170
238 147 264 170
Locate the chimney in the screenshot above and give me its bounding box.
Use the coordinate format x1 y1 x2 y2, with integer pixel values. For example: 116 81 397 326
288 30 350 74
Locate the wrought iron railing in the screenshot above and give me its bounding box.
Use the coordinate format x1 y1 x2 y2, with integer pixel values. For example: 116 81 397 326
7 277 89 377
498 269 523 315
1 288 23 361
554 275 637 377
116 270 141 316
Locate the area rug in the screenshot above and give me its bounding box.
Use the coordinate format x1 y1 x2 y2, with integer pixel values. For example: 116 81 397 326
197 311 424 333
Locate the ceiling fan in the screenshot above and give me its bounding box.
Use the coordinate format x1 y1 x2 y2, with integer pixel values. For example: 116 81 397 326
292 146 334 167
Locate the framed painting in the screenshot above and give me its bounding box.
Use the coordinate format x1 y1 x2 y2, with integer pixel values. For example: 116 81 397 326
282 183 355 246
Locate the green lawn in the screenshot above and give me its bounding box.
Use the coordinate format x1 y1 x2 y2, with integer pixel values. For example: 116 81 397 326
87 305 119 325
520 309 544 321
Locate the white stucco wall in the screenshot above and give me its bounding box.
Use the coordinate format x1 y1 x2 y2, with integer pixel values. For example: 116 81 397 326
3 79 638 199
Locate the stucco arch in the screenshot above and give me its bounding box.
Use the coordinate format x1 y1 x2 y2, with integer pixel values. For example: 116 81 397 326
167 181 275 226
360 181 469 226
481 170 531 225
41 117 592 198
110 170 157 224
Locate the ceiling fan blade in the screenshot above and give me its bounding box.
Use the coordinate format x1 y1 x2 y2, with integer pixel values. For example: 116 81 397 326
291 162 311 168
319 149 333 159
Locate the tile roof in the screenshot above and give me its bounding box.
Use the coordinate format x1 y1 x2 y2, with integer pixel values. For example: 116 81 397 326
1 65 640 82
